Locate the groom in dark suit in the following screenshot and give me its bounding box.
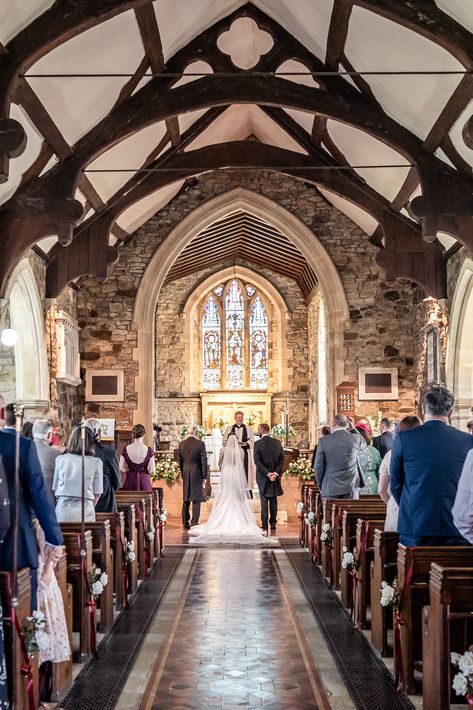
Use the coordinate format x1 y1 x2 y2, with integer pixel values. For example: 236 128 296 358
178 425 209 530
254 423 284 533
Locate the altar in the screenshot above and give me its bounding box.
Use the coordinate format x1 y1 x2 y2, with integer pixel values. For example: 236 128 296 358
201 391 272 431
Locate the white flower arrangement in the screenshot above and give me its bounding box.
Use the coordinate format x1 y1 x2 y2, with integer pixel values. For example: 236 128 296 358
284 457 313 482
126 540 136 563
153 457 181 486
271 424 296 440
341 546 358 570
451 648 473 700
296 501 304 516
320 523 333 545
159 511 167 523
88 564 108 599
23 610 49 656
179 425 206 439
305 511 316 526
380 579 401 610
146 525 155 541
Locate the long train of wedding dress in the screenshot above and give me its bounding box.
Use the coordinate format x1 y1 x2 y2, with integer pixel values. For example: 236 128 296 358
190 435 275 544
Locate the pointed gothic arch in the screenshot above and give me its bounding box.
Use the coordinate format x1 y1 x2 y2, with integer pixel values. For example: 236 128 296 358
446 257 473 429
133 188 350 429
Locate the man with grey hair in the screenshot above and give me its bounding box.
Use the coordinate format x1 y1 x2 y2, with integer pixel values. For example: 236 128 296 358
33 419 60 495
314 414 365 499
372 417 395 458
86 418 119 513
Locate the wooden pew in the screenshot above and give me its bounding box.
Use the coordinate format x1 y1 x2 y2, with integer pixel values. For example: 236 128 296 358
116 492 150 579
0 568 39 710
52 546 73 702
60 520 113 633
354 517 386 629
336 499 385 599
61 530 93 660
115 501 137 593
298 483 309 547
305 486 317 558
95 511 127 609
370 530 399 656
312 489 323 566
423 564 473 710
152 487 165 557
397 544 473 694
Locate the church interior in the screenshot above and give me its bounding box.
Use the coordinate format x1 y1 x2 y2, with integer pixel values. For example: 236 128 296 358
1 1 473 708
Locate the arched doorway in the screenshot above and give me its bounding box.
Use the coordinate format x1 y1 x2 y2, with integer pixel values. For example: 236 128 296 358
447 257 473 429
133 188 350 431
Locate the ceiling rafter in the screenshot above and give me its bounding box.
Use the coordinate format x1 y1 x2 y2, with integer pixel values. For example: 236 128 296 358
325 0 353 70
111 55 150 112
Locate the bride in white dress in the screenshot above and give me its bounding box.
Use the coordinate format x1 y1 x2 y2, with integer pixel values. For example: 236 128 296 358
190 434 271 544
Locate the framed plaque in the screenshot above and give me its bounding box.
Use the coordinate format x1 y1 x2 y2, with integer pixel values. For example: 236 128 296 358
358 367 398 401
85 369 124 402
426 327 440 385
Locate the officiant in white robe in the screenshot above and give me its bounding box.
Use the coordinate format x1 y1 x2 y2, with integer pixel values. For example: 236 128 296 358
222 411 256 491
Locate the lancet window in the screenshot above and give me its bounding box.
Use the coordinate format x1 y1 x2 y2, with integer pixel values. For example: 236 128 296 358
201 279 269 391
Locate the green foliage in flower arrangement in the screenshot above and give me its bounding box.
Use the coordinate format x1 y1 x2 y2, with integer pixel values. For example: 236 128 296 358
153 457 181 486
179 425 206 439
284 456 313 481
271 424 296 439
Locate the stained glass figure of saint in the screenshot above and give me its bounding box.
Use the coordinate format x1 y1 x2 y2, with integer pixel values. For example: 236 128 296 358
250 296 268 389
225 280 245 389
202 296 221 389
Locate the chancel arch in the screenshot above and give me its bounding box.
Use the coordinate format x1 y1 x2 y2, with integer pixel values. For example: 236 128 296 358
133 188 350 431
447 257 473 429
5 258 49 415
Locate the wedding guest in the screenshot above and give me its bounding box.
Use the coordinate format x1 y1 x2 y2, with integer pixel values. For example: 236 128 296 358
86 418 120 512
178 425 209 530
119 424 155 492
311 425 331 469
378 415 421 531
452 448 473 543
53 427 103 522
33 419 61 495
467 419 473 435
21 419 34 439
356 425 382 495
51 426 67 452
372 417 395 457
254 423 284 533
314 414 365 499
35 521 70 665
391 387 473 546
0 404 63 610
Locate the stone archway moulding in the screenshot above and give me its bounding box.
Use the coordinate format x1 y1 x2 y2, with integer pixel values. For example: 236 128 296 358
132 188 350 429
5 258 49 414
181 265 290 395
446 257 473 428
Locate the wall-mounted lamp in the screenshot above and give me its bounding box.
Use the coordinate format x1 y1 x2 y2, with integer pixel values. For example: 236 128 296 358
0 328 18 347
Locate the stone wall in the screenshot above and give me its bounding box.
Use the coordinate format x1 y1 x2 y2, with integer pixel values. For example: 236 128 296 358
76 169 419 432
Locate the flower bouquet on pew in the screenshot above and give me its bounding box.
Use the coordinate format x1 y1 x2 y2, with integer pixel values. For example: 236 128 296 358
320 523 333 547
379 578 401 611
22 610 49 656
296 501 305 518
304 511 316 527
153 457 181 487
451 647 473 702
284 457 313 481
88 564 108 600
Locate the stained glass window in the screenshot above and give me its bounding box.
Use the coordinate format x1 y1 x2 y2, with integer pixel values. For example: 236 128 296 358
249 297 268 389
225 280 245 389
202 296 221 389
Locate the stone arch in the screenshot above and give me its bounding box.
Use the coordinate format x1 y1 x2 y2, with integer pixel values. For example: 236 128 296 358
5 258 49 414
133 188 350 428
181 266 289 395
447 257 473 428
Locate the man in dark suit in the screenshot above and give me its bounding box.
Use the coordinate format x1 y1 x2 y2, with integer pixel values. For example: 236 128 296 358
314 414 365 499
0 404 63 609
372 418 395 458
254 423 284 533
177 425 209 530
390 387 473 546
86 418 120 513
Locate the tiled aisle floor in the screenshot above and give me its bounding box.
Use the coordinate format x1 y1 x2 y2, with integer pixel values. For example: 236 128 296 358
140 549 327 710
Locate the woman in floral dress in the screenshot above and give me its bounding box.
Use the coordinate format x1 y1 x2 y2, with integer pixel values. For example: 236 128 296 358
356 425 382 495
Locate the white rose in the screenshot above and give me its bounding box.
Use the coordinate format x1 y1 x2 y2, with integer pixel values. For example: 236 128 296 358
35 630 50 651
95 568 101 577
101 573 108 587
128 551 136 562
296 502 304 514
452 672 469 696
92 581 104 596
451 652 462 665
459 651 473 676
320 532 327 542
128 541 135 551
342 552 354 569
380 585 395 607
307 512 315 524
33 610 45 624
322 524 330 533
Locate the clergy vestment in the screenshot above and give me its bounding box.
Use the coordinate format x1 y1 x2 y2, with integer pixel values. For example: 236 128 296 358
222 423 256 490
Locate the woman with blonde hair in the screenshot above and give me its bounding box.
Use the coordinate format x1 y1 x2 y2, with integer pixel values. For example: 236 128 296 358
119 424 155 491
53 427 103 522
